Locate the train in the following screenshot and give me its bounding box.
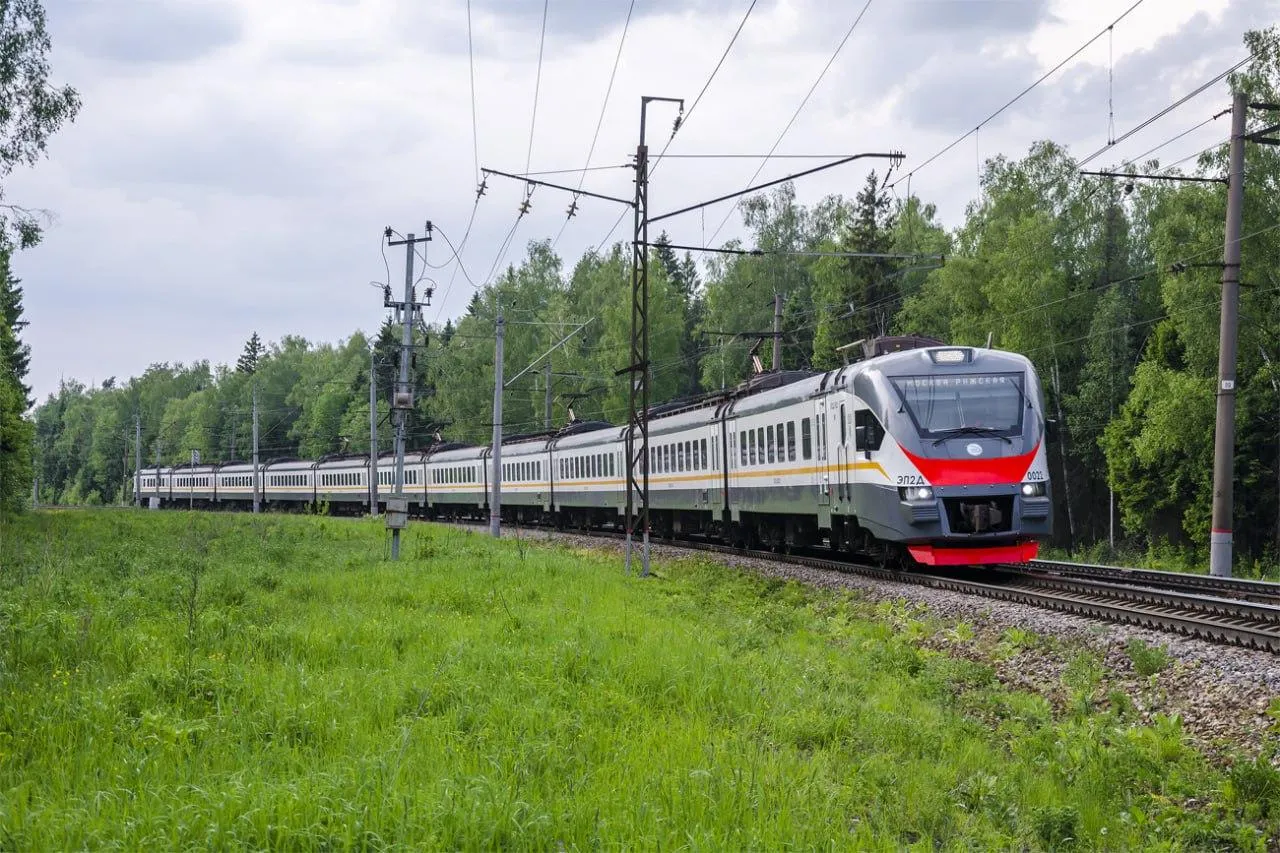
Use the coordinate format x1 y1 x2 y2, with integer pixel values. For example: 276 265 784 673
137 336 1053 567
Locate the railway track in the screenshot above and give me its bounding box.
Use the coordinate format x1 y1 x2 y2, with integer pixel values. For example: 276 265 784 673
1023 558 1280 607
491 524 1280 653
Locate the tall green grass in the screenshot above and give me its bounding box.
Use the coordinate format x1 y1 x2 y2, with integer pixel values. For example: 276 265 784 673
0 510 1275 849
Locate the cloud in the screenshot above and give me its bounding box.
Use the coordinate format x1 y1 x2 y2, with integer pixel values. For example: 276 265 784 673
52 0 243 65
894 0 1056 33
8 0 1275 406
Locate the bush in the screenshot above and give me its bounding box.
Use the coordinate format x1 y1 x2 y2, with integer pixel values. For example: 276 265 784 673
1124 638 1169 677
1030 805 1080 848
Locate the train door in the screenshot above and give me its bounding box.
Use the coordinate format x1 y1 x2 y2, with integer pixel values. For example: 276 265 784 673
814 399 830 506
834 401 850 505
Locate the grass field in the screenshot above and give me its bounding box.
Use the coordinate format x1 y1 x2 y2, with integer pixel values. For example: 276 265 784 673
1 510 1278 849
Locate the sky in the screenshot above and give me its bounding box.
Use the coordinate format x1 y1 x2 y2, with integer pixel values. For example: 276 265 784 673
9 0 1277 403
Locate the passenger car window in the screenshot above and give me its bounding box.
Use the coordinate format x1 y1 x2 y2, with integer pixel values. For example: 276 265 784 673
802 418 812 460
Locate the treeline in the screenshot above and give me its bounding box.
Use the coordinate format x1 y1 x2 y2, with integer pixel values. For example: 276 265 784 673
24 30 1280 567
0 0 80 514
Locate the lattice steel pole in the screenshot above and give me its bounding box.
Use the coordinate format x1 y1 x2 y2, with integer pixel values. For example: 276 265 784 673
625 96 683 577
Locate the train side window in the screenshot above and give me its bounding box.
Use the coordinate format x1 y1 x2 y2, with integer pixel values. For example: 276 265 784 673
766 425 775 463
802 418 812 460
840 404 847 446
756 429 765 465
747 430 755 465
699 438 707 470
855 410 885 451
739 432 747 466
786 422 796 461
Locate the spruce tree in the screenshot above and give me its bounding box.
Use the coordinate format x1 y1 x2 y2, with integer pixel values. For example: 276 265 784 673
236 331 264 374
0 251 31 407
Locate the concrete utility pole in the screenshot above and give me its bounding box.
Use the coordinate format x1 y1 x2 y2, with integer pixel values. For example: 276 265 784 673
544 359 553 431
772 292 784 371
369 349 379 514
490 311 504 538
134 415 142 508
252 383 260 513
1209 91 1248 578
386 226 433 560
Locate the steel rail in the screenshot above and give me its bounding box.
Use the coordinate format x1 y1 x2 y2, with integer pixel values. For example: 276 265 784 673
1022 559 1280 607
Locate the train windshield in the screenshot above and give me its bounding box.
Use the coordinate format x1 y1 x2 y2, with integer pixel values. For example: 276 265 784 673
889 373 1026 439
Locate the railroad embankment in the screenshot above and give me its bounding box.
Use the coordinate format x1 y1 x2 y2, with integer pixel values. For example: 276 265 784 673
1 510 1278 849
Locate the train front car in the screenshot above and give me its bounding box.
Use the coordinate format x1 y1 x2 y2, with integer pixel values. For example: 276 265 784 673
847 345 1052 567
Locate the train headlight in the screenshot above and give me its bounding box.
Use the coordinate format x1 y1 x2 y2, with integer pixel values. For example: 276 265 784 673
1021 482 1046 497
899 486 933 501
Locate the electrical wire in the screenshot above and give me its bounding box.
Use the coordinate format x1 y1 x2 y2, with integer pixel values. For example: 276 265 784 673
888 0 1148 191
524 0 550 177
552 0 636 251
590 0 759 253
706 0 876 245
467 0 480 185
650 0 758 181
1079 52 1256 168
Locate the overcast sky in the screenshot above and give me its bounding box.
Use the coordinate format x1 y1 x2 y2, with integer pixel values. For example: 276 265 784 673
10 0 1276 403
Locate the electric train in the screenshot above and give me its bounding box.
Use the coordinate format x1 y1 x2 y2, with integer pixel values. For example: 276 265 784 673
138 337 1052 566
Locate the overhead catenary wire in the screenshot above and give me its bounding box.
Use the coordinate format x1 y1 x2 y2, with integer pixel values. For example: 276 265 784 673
427 1 485 314
472 2 552 291
705 0 877 245
650 0 759 178
551 0 636 251
1078 51 1258 168
590 0 759 253
888 0 1148 191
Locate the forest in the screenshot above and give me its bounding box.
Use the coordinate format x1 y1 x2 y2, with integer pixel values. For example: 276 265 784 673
21 30 1280 569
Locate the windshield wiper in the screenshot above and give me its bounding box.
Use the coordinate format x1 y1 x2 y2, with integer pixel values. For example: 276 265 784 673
931 426 1013 446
